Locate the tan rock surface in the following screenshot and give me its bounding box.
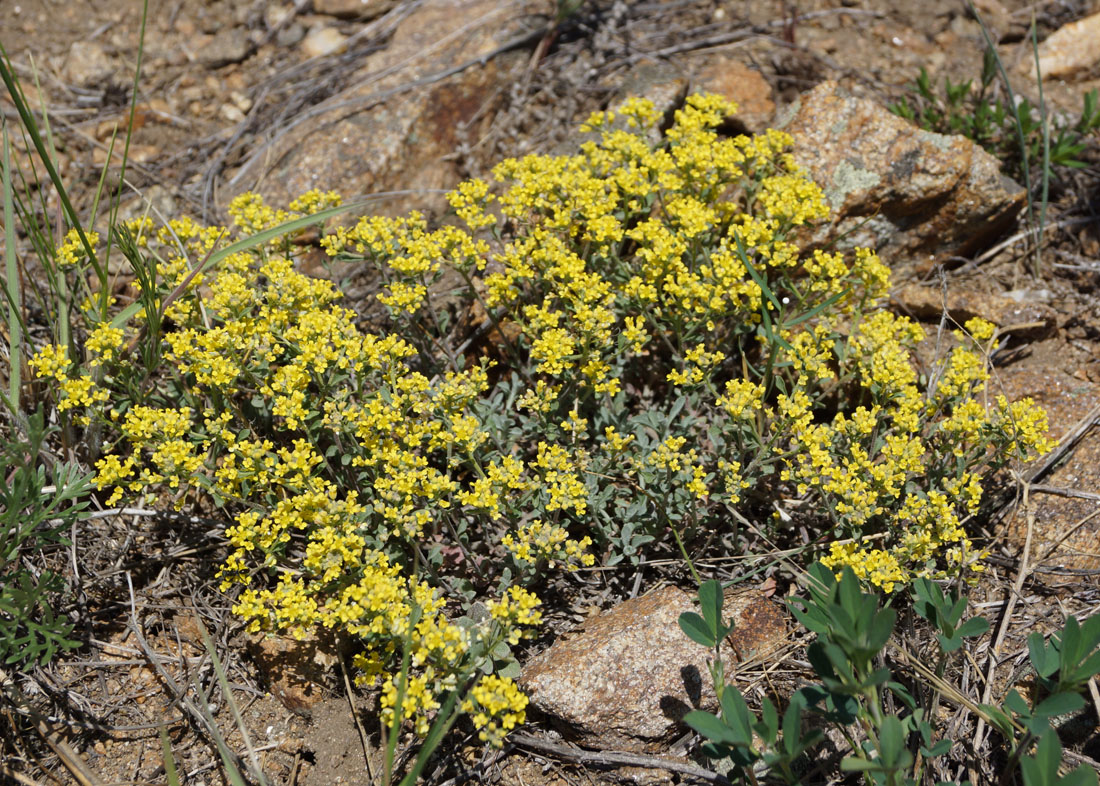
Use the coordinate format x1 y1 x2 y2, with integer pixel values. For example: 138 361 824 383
248 631 340 714
696 58 775 133
891 284 1058 341
61 40 116 87
301 26 348 59
1026 11 1100 81
313 0 396 20
230 0 530 215
519 585 787 752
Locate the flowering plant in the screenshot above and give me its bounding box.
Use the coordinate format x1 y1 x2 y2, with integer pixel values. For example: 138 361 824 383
30 92 1052 747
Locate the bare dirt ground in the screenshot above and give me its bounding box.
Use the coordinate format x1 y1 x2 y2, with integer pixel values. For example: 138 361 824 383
2 1 1100 784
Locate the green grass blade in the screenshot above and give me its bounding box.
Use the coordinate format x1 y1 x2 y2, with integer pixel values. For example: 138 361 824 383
3 122 22 413
196 617 270 786
782 288 851 329
1030 15 1051 278
97 0 149 288
384 602 423 786
968 2 1039 272
395 686 464 786
159 727 180 786
0 44 104 283
188 676 251 786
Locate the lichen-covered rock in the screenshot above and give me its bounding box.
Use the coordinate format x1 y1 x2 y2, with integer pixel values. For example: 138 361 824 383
780 81 1025 267
519 585 787 752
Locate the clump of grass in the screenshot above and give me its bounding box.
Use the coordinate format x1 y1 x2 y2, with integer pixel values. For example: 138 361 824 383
890 55 1100 182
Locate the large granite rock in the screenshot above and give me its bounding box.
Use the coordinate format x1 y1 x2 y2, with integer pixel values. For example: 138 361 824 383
780 81 1026 267
519 585 787 752
229 0 532 216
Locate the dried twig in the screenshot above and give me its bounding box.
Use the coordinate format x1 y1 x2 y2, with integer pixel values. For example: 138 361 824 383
973 476 1036 759
1029 484 1100 503
509 732 732 785
0 764 47 786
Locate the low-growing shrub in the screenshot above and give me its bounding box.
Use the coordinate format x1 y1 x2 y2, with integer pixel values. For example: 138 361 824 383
30 93 1053 746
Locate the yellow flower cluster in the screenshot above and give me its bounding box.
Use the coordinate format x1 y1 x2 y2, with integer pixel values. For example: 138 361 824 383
85 323 125 366
461 674 529 748
487 585 543 643
29 343 71 381
322 89 1049 591
56 228 98 267
501 519 595 570
798 309 1053 590
47 188 598 744
228 188 342 236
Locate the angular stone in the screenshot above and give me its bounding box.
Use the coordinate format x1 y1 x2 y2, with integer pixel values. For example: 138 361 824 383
248 631 339 715
615 61 690 138
228 0 528 216
554 62 688 155
1027 11 1100 81
197 28 252 68
519 585 787 752
970 0 1017 40
696 58 775 133
301 26 347 59
780 81 1026 267
890 283 1057 341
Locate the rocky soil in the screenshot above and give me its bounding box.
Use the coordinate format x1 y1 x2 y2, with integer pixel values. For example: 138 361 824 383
2 0 1100 784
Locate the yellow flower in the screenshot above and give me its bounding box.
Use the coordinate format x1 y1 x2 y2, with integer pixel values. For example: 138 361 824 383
28 344 70 382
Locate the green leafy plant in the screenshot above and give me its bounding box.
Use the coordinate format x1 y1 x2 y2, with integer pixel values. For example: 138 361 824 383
892 10 1100 277
679 579 820 784
983 614 1100 749
682 564 1100 786
911 577 990 654
1020 732 1098 786
1028 614 1100 698
789 564 919 784
0 410 90 667
890 59 1100 181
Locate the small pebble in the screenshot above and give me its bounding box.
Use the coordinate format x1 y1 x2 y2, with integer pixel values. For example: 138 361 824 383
300 26 347 59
